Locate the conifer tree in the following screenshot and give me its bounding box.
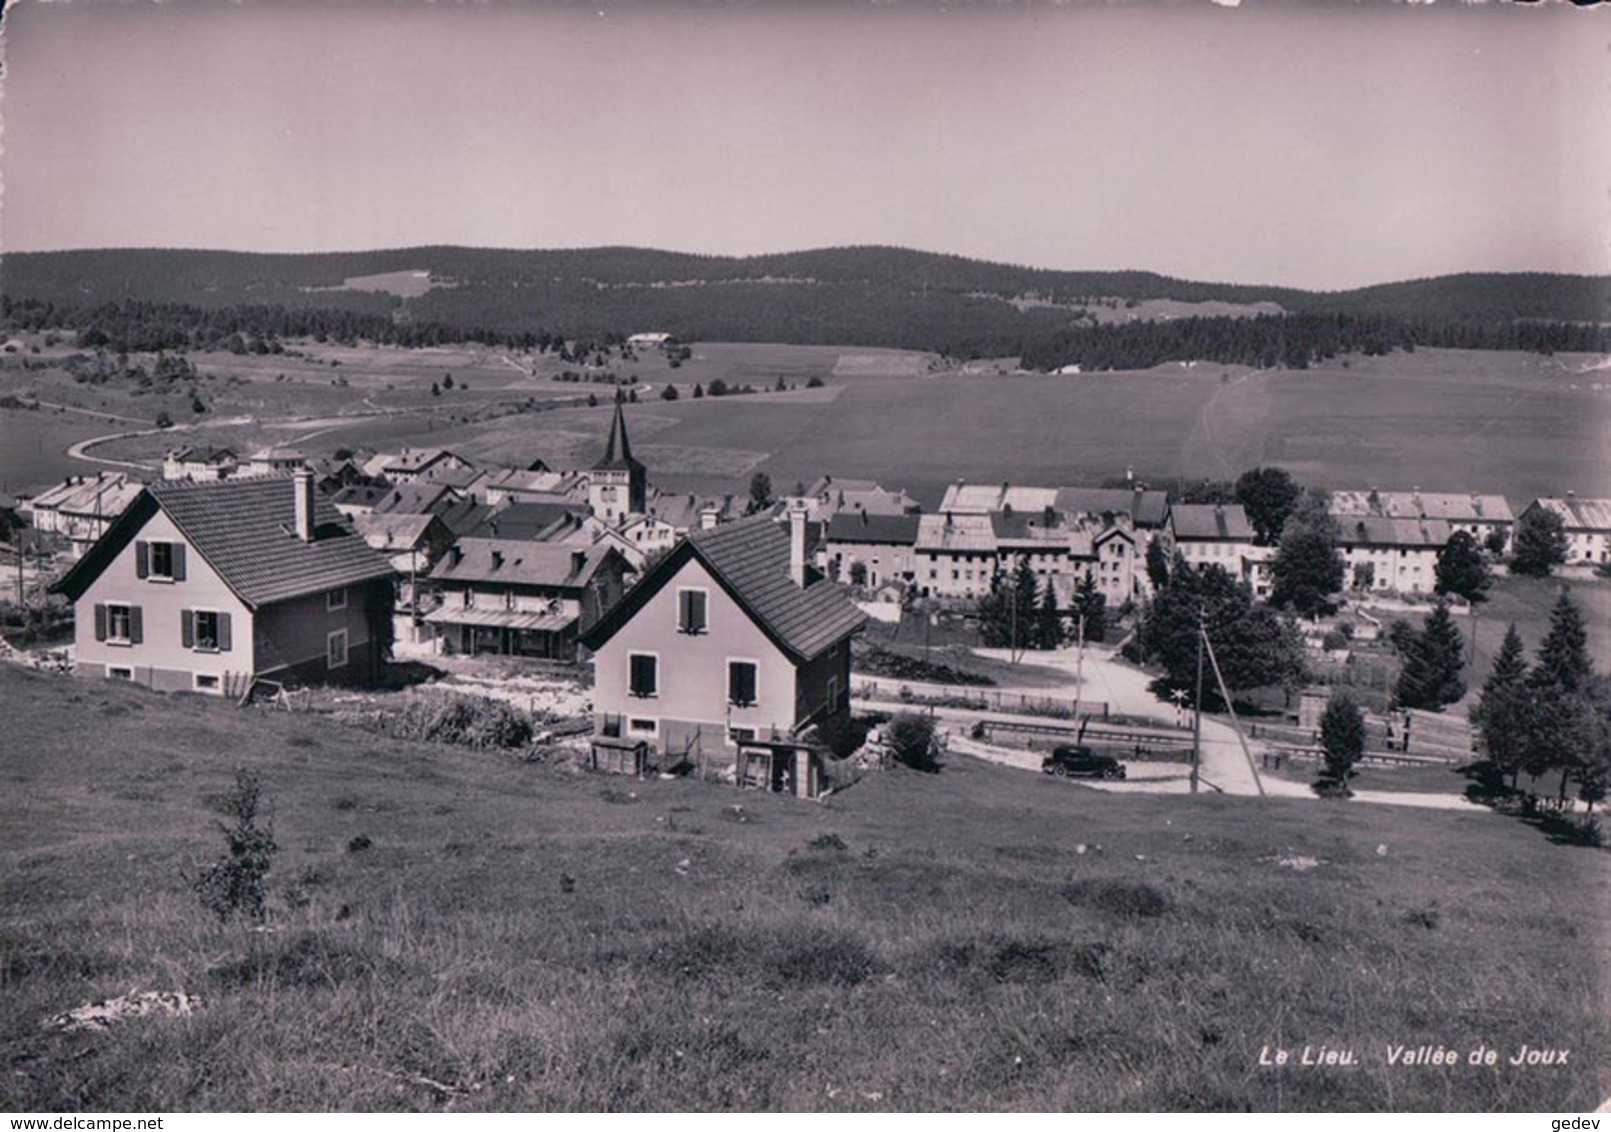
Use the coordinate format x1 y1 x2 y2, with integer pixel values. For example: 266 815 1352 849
1476 623 1529 786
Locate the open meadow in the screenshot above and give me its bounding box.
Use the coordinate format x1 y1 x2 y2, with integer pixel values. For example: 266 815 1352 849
7 340 1607 509
1 664 1607 1112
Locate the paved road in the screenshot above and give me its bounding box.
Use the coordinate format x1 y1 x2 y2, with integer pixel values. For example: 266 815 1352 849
910 645 1486 812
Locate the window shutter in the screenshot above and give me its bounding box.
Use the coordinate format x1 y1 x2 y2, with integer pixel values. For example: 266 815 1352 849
181 610 194 649
134 541 149 579
678 590 691 631
691 592 706 633
128 606 144 644
171 543 186 581
218 612 232 652
94 604 107 642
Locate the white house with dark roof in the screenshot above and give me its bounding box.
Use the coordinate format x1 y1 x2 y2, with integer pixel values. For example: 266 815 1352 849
1165 503 1257 571
1336 516 1452 594
1521 495 1611 567
50 471 398 696
162 446 239 482
823 511 921 587
580 510 866 780
364 447 473 485
1330 489 1512 549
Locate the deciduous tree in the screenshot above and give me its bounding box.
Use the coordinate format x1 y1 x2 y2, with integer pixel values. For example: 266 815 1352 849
1234 466 1302 546
1269 493 1344 616
1511 507 1568 577
1434 530 1491 604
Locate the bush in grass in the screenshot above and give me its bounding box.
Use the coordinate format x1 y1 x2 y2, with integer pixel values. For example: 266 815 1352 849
341 694 533 749
192 769 278 923
887 712 942 773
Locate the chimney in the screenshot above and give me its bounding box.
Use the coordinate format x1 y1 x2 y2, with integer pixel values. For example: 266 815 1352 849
788 503 808 588
572 549 588 577
700 505 720 531
293 468 316 541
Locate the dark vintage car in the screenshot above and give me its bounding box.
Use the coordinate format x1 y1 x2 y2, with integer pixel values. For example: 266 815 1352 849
1041 745 1127 780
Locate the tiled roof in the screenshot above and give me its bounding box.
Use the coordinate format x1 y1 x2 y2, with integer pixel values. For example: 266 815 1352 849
1169 503 1254 542
824 512 921 546
916 513 997 553
1529 497 1611 533
1336 516 1453 548
381 448 466 474
1330 490 1514 524
470 501 590 541
351 512 444 551
431 538 618 588
53 476 396 609
939 483 1059 515
1054 487 1170 527
582 514 866 662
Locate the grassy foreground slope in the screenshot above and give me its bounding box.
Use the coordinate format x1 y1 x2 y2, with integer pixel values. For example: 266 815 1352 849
0 665 1606 1112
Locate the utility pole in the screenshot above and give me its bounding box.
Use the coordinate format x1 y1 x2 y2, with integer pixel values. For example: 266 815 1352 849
1073 613 1086 723
1191 609 1205 794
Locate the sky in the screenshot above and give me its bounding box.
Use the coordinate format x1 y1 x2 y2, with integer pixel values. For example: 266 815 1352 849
1 1 1606 290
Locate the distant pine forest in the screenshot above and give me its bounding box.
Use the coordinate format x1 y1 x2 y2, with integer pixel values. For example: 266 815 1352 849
3 245 1606 370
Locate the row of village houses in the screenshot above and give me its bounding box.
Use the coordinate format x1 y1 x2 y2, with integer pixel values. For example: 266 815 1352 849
14 406 1611 795
14 406 1611 693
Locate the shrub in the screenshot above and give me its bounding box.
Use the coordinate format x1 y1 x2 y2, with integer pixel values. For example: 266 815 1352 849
192 769 278 923
339 693 533 749
887 713 942 773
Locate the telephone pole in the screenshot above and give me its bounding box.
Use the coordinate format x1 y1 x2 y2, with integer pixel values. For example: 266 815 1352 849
1191 610 1205 794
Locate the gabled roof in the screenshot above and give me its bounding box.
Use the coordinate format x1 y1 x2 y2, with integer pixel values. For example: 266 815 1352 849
939 482 1059 516
379 447 467 475
470 501 590 541
372 483 461 516
1169 503 1254 541
431 538 621 589
168 445 236 465
29 474 143 519
1055 487 1169 527
916 512 996 553
581 514 866 662
1330 489 1514 525
51 476 396 610
1528 497 1611 533
593 402 646 473
1337 516 1453 549
351 511 449 552
824 512 921 546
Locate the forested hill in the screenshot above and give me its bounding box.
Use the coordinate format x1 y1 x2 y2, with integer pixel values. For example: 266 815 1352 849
3 245 1606 368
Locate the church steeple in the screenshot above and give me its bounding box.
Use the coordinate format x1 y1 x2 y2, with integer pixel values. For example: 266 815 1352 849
588 400 648 524
594 400 642 472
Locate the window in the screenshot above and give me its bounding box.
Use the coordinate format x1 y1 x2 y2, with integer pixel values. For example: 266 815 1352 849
677 588 708 634
149 542 174 579
729 726 756 745
100 603 139 645
194 673 220 692
628 717 658 736
629 652 658 698
135 540 184 582
327 587 348 612
728 660 758 708
194 610 219 650
108 666 133 681
327 629 349 670
462 589 475 609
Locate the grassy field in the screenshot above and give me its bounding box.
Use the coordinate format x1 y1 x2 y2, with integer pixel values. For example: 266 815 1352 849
1 663 1606 1112
7 341 1608 510
391 345 1611 508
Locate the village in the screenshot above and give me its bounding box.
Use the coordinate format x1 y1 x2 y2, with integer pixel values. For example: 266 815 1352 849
4 388 1607 810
